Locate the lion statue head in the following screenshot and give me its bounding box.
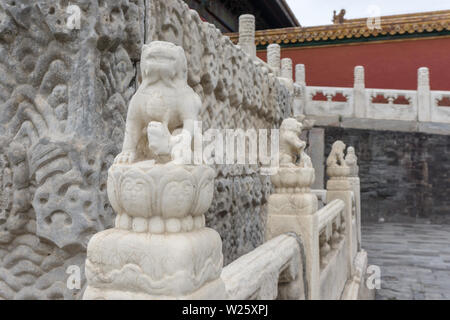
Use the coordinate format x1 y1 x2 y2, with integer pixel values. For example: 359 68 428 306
140 41 188 87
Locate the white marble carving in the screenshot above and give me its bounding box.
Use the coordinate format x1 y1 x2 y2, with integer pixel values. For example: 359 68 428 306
221 234 305 300
267 44 281 77
266 118 319 299
83 41 226 300
326 141 351 178
326 141 358 278
238 14 256 59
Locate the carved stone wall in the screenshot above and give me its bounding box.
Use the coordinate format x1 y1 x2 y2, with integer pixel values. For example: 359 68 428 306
0 0 145 299
145 0 291 265
0 0 291 299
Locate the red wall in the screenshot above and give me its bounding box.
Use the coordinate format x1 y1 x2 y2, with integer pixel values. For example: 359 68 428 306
257 37 450 91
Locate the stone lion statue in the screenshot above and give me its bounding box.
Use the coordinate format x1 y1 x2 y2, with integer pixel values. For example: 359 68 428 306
326 140 347 167
279 118 312 168
345 146 359 176
114 41 201 165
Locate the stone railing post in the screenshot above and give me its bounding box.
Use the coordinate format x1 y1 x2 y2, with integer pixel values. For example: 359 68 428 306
238 14 256 59
83 42 227 300
267 43 281 77
265 118 320 300
353 66 366 118
295 64 306 86
293 64 306 117
281 58 293 81
309 127 325 189
417 67 431 122
345 146 361 251
280 58 294 94
325 141 356 276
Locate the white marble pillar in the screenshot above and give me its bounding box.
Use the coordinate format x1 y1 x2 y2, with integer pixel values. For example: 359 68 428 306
267 43 281 77
295 64 306 86
293 64 306 117
281 58 293 81
238 14 256 59
417 67 431 122
353 66 366 118
309 128 325 189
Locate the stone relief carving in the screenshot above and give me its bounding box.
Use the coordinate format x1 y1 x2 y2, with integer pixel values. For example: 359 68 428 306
0 0 292 299
0 0 144 299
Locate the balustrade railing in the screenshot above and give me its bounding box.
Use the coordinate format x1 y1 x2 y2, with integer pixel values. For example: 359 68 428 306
317 199 346 270
221 234 305 300
287 65 450 125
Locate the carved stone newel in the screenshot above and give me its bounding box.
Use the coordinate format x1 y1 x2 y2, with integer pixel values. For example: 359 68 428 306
325 141 359 273
265 118 319 299
83 41 226 300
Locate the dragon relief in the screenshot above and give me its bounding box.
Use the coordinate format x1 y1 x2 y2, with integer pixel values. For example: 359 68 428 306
0 0 143 299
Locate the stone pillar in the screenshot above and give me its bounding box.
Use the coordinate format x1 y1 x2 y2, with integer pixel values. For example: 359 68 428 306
417 67 431 122
325 141 355 276
281 58 293 81
293 64 306 117
345 147 361 251
267 43 281 77
295 64 306 86
265 118 320 300
309 128 325 189
238 14 256 59
353 66 366 118
280 58 294 94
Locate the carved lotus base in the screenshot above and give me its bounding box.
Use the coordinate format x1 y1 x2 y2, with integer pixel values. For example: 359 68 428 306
114 212 206 234
271 167 315 193
107 161 215 220
326 166 351 178
83 227 226 300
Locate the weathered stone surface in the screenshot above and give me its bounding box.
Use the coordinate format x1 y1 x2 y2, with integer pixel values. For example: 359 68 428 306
0 0 292 298
0 0 145 299
324 127 450 224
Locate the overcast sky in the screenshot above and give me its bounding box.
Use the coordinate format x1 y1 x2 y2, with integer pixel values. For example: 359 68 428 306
285 0 450 26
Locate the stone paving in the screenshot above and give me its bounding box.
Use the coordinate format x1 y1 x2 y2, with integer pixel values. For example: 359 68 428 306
362 223 450 300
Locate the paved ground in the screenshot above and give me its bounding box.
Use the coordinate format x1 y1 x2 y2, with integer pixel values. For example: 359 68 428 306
362 223 450 300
